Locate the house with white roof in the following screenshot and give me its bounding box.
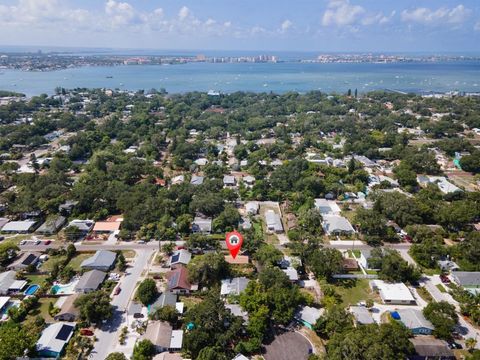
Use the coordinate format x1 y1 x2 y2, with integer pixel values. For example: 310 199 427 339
370 280 416 305
36 322 76 358
314 199 341 215
220 277 250 297
265 210 283 233
322 215 355 235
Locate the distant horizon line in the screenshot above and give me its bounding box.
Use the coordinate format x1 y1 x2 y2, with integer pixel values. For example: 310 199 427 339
1 44 480 56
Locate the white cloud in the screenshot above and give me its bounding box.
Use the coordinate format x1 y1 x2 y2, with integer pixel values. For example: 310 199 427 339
401 5 471 25
105 0 141 27
321 0 390 28
280 19 293 32
322 0 365 26
178 6 190 21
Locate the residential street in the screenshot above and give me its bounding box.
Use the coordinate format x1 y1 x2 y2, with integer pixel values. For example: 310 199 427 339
89 248 155 360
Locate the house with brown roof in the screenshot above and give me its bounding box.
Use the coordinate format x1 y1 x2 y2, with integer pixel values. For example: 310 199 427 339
166 266 193 294
224 255 250 265
342 258 359 272
142 321 184 353
54 294 80 322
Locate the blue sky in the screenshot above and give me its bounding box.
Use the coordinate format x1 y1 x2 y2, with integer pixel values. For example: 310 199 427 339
0 0 479 52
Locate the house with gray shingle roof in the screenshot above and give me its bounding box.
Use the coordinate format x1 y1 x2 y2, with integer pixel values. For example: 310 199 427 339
80 250 116 271
74 270 106 293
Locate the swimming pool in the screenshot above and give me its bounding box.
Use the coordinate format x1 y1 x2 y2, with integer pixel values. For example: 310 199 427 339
51 280 78 295
24 284 40 296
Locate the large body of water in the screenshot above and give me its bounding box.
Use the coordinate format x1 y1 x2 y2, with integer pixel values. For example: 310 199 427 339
1 61 480 96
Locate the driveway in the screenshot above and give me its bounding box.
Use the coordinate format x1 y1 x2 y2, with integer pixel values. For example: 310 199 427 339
90 248 155 360
264 331 313 360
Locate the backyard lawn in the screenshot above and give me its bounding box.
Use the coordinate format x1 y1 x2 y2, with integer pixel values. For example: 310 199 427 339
67 252 94 271
28 297 56 322
330 278 375 306
24 274 49 287
40 254 68 272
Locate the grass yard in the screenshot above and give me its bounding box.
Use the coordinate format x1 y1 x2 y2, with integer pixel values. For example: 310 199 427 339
417 287 433 302
40 254 68 272
28 297 56 322
330 278 375 306
24 274 49 287
436 284 447 293
67 252 93 271
178 295 203 312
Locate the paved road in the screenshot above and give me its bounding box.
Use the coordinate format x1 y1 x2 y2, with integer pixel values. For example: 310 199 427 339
89 248 155 360
396 250 480 349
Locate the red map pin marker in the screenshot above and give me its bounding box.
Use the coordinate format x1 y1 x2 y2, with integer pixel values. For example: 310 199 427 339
226 231 243 259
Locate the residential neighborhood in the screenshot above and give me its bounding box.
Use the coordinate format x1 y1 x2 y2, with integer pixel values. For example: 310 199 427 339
0 88 479 360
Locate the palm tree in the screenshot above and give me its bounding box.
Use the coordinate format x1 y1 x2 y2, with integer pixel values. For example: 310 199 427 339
465 337 477 352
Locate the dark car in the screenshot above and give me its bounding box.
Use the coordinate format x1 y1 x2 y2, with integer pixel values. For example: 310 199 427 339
114 287 121 295
44 240 51 245
440 274 450 283
447 342 462 349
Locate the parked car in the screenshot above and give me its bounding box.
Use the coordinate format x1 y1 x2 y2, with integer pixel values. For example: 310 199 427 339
44 240 51 245
34 240 41 245
0 236 5 241
440 274 450 283
114 287 121 295
137 240 145 244
447 342 462 349
20 240 26 245
80 328 94 336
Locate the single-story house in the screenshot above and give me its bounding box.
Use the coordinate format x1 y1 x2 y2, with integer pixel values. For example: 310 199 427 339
349 306 375 325
396 309 434 335
58 200 78 215
226 304 249 323
169 250 192 269
224 255 249 265
282 267 299 282
342 258 359 272
314 199 341 215
7 252 41 271
243 175 255 186
54 294 80 322
370 280 416 305
171 175 185 186
265 210 283 233
451 271 480 293
190 175 204 186
80 250 116 271
36 322 76 358
74 270 106 294
437 259 460 272
194 158 208 167
408 337 455 360
245 202 259 215
192 215 212 234
167 266 193 294
1 220 38 233
417 175 462 194
220 277 250 297
0 271 17 295
223 175 236 187
149 291 177 314
67 219 95 234
36 216 66 235
322 215 355 235
92 220 122 235
358 250 380 270
295 306 324 329
143 321 184 352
